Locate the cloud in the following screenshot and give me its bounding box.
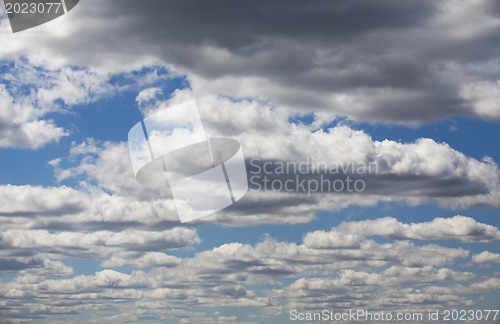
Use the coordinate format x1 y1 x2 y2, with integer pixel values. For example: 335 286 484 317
0 2 498 321
0 227 200 273
20 259 74 278
136 87 164 115
0 90 495 237
0 216 497 321
1 227 199 252
1 0 500 123
0 84 67 149
461 79 500 118
472 251 500 263
277 266 476 310
101 252 182 269
0 60 111 149
324 216 500 243
38 93 499 228
193 94 500 209
0 183 182 233
0 59 173 149
302 231 361 249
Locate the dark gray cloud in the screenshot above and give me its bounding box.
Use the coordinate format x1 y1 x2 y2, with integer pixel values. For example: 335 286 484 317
10 0 498 123
246 158 492 197
0 257 42 271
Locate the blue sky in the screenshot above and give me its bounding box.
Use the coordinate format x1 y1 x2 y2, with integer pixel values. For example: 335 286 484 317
0 1 499 323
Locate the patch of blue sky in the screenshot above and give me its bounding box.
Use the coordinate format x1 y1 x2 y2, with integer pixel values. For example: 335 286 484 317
288 112 315 126
55 258 103 276
0 147 60 185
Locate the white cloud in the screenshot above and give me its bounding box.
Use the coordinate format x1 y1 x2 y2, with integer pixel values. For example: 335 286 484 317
472 251 500 263
302 231 361 249
461 79 500 118
329 216 500 243
20 259 74 278
101 252 182 268
2 228 199 251
0 84 67 148
0 228 200 263
136 87 163 115
0 183 181 233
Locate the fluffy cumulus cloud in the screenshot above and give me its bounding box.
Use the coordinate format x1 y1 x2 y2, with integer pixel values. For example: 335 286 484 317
0 83 67 148
472 251 500 264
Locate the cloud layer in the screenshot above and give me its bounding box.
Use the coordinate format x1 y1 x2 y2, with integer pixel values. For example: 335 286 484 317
0 1 499 322
0 216 498 322
1 0 500 123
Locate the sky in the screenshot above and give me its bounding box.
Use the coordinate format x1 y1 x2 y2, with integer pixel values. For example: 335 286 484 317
0 0 499 323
